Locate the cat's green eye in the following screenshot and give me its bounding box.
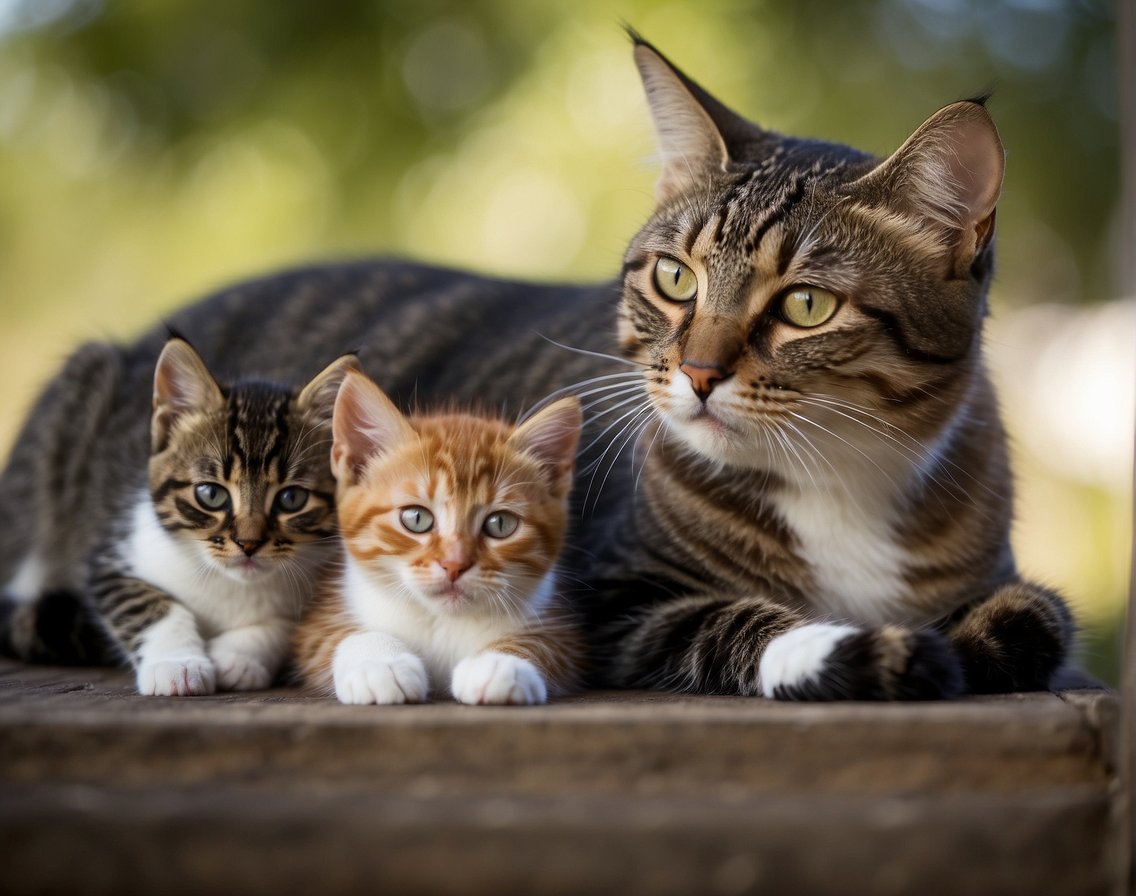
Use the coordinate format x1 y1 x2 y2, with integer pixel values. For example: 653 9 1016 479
400 506 434 534
483 511 519 540
273 486 309 514
194 483 231 512
780 286 839 328
653 256 698 303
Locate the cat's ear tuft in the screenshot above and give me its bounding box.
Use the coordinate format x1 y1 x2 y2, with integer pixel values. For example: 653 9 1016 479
331 371 415 483
511 397 582 496
854 100 1005 274
634 40 730 204
297 353 361 429
151 338 224 451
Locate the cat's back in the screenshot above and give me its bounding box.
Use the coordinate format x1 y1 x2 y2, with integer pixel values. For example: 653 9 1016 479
157 259 623 414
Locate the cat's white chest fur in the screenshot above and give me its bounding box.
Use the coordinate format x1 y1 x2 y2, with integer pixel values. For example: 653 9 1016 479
341 559 547 691
124 494 299 635
770 479 911 626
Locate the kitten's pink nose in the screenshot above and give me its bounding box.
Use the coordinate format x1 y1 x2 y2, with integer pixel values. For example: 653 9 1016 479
233 536 265 557
439 559 471 583
680 361 728 402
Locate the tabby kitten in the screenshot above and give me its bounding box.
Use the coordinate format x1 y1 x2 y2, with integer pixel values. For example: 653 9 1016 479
3 337 356 695
293 371 583 705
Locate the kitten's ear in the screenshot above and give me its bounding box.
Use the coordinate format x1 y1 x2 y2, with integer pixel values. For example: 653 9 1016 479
853 100 1004 276
331 371 415 483
511 397 582 496
297 353 361 429
633 36 732 204
151 338 224 451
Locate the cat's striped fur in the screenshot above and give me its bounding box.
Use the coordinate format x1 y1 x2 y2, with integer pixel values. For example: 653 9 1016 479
0 36 1075 699
292 370 583 704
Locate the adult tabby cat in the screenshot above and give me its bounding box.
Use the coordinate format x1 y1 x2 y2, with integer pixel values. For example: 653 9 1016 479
0 36 1074 699
293 371 583 705
1 336 355 695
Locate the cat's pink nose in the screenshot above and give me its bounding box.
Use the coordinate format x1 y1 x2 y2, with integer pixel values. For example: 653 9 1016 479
439 559 471 583
680 361 728 402
233 536 265 557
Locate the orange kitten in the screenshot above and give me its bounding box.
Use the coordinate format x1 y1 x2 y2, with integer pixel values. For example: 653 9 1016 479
292 370 583 705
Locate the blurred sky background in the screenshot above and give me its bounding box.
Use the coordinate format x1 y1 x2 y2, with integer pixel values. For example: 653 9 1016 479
0 0 1128 683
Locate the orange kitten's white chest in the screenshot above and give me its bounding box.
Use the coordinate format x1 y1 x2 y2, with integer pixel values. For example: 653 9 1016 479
340 558 554 691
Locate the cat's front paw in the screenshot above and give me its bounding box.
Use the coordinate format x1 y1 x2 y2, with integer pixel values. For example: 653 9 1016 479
451 651 547 705
333 651 429 705
209 648 274 692
759 623 961 701
137 655 217 697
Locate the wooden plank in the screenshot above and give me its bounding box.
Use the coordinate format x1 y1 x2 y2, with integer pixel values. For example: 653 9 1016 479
0 661 1114 798
0 785 1113 896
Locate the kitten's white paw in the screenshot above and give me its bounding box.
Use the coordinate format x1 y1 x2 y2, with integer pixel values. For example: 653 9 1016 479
333 651 429 705
451 651 547 705
210 649 273 692
137 655 217 697
759 623 860 699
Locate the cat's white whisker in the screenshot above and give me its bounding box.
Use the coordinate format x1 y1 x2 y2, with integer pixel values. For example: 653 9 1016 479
584 401 655 514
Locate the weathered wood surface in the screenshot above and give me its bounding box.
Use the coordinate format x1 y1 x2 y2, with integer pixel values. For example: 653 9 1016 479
0 660 1124 896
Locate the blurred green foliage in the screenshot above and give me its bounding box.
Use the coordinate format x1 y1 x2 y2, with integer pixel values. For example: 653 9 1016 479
0 0 1126 682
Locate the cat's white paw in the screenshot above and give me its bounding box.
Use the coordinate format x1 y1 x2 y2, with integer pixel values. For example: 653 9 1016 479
333 651 429 705
210 648 273 692
137 655 217 697
759 623 860 699
451 651 547 705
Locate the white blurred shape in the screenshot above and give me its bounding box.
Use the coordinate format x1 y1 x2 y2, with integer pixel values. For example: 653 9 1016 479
989 298 1136 491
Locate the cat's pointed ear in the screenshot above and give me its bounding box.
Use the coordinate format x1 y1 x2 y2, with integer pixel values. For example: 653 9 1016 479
297 353 361 429
853 100 1004 276
633 34 770 204
331 371 415 483
511 397 582 497
634 38 729 204
152 338 224 451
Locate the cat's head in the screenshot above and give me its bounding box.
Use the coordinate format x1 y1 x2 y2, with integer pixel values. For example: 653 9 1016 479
330 370 581 620
148 337 358 582
620 36 1004 478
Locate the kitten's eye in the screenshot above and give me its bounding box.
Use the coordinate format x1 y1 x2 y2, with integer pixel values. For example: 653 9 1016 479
780 286 839 328
483 511 519 539
273 486 309 514
653 256 698 302
194 483 231 511
400 506 434 534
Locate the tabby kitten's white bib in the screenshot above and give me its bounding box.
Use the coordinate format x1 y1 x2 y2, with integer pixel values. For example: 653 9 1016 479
90 339 355 696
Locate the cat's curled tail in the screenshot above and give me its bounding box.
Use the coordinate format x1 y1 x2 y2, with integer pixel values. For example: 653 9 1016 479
0 340 125 664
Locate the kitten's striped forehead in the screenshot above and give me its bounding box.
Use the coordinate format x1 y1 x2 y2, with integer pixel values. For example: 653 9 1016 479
223 382 293 479
410 415 518 504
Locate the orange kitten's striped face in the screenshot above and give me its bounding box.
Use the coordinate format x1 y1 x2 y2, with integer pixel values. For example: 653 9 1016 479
332 374 581 620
